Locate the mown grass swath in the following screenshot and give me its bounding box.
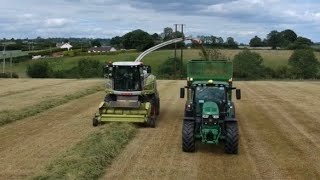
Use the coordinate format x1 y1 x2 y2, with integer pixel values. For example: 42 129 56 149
33 123 136 180
0 86 103 126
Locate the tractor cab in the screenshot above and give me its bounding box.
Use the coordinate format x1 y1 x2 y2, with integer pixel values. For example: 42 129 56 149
104 62 151 92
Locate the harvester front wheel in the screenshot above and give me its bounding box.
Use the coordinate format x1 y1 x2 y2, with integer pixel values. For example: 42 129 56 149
92 117 99 127
182 121 195 152
147 117 155 128
147 105 157 128
225 122 239 154
156 98 160 116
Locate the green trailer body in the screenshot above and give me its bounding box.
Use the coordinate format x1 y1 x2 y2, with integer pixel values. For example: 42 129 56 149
187 60 233 82
181 60 241 154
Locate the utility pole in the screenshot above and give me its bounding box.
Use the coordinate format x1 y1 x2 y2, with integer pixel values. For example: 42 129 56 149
174 24 178 79
180 24 184 79
10 52 12 78
2 45 6 74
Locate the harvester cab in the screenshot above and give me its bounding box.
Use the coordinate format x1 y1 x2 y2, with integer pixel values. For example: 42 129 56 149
180 60 241 154
92 61 159 127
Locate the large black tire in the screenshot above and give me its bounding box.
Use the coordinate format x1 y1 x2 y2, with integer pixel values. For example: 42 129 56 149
147 104 156 128
147 117 155 128
225 122 239 154
182 121 195 152
92 117 99 127
231 102 236 118
156 98 160 116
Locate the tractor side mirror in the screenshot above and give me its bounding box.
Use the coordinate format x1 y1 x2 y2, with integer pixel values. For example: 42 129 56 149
180 88 185 98
236 89 241 100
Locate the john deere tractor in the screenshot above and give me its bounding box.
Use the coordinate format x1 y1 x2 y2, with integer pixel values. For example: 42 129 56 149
92 61 159 127
180 60 241 154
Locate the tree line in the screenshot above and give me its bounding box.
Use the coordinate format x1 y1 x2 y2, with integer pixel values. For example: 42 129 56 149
249 29 313 49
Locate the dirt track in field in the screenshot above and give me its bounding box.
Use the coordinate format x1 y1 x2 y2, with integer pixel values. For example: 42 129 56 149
1 80 320 179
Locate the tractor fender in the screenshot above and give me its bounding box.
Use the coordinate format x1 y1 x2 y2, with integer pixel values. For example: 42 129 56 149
184 117 195 121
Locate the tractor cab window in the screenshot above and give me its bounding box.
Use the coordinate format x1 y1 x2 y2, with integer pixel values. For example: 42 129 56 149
194 86 225 113
113 66 142 91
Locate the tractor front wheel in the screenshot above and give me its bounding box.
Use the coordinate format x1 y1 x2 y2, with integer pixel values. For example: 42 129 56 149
182 121 195 152
225 122 239 154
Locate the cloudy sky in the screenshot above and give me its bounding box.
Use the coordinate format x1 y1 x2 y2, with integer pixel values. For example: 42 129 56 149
0 0 319 43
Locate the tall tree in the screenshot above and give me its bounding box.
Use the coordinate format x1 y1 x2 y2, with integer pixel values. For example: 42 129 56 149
121 29 155 51
91 39 101 47
280 29 297 43
110 36 122 48
226 37 237 48
163 27 173 40
267 30 281 49
288 49 319 78
217 37 224 44
249 36 263 47
233 49 266 78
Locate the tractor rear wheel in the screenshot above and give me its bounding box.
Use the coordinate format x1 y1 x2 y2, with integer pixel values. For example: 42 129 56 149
225 122 239 154
182 121 195 152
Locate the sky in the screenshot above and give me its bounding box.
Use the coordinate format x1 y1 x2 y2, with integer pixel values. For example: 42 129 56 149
0 0 319 43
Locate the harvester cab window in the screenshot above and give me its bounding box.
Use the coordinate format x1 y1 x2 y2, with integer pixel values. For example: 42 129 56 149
113 66 142 91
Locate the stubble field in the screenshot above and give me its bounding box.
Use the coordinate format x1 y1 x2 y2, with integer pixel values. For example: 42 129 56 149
0 79 319 179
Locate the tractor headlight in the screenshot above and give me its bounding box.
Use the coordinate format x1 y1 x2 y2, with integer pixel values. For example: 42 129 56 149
213 115 219 119
202 114 209 118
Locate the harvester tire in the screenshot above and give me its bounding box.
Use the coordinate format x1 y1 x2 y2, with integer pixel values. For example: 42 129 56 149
156 98 160 116
92 117 99 127
147 104 157 128
147 117 156 128
182 121 195 152
225 122 238 154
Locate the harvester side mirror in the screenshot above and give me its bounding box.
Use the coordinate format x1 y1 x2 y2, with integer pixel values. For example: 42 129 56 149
144 65 151 73
180 88 185 98
103 65 113 78
147 65 151 73
236 89 241 100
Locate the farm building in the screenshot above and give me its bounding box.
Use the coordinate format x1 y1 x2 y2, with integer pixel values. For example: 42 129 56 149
56 42 72 51
88 46 117 53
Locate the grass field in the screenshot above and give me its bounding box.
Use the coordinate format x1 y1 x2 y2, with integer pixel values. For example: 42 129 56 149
8 49 320 77
0 79 320 179
0 50 28 59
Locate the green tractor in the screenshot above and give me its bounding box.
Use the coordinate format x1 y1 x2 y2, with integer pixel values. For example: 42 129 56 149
93 61 160 127
180 60 241 154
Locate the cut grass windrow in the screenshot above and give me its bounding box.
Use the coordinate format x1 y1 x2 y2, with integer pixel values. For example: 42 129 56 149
0 85 104 126
32 123 137 180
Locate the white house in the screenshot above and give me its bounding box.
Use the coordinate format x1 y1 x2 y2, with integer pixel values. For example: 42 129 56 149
60 43 72 51
56 42 72 51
